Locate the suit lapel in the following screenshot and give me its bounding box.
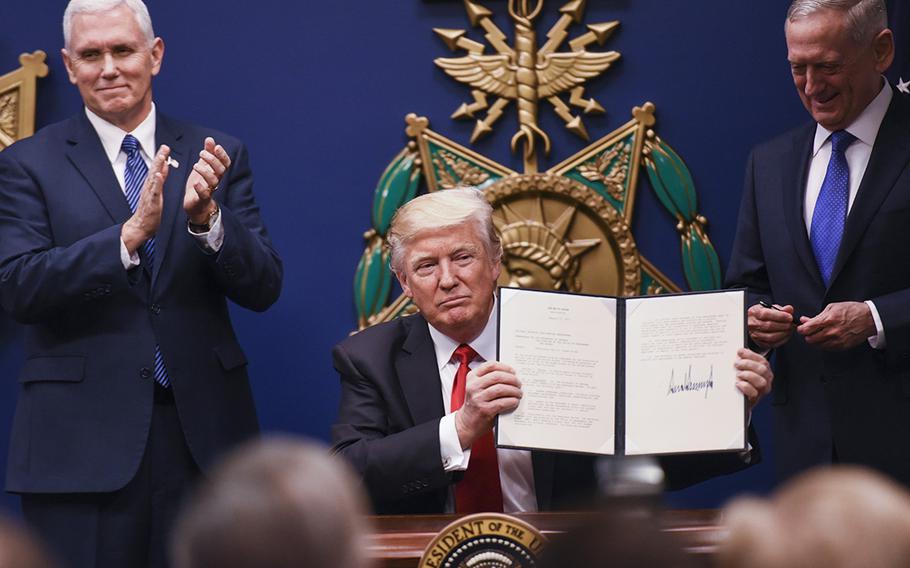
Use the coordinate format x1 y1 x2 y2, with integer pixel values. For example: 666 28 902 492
782 123 826 289
65 114 132 225
829 94 910 286
151 113 189 288
395 315 447 427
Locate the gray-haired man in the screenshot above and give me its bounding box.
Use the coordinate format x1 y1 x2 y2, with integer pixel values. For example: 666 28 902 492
0 1 282 565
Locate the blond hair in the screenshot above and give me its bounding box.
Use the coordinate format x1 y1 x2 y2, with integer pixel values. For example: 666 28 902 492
718 466 910 568
387 188 502 273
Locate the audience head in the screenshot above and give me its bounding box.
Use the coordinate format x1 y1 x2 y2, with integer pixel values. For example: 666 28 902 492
0 514 58 568
538 507 696 568
719 465 910 568
171 437 372 568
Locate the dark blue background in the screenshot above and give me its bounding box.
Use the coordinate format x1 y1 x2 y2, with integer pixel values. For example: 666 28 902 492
0 0 824 516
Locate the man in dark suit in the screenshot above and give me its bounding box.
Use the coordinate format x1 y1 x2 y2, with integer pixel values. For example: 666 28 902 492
332 188 772 515
0 0 282 565
726 0 910 484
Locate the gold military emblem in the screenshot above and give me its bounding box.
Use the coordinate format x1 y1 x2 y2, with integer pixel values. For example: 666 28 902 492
488 173 639 296
434 0 618 173
353 1 721 329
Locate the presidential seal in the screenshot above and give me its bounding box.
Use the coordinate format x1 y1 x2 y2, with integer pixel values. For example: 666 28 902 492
419 514 546 568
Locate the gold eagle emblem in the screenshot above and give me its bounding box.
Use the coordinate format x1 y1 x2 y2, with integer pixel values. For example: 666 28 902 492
434 0 619 172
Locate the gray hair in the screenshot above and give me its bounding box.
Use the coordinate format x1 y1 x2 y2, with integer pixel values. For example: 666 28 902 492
387 187 503 274
787 0 888 44
63 0 155 50
171 437 371 568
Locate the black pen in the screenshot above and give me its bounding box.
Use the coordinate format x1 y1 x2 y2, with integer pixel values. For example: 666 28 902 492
759 300 798 324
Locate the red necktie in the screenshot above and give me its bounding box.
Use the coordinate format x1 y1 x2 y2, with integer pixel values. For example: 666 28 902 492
450 344 504 513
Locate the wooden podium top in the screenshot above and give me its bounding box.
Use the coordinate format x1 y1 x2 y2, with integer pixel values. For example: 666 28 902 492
367 509 723 567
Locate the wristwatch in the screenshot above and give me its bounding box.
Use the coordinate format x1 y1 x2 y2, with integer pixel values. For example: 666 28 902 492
188 203 219 234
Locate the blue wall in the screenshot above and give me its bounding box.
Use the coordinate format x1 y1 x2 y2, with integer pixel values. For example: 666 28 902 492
0 0 811 515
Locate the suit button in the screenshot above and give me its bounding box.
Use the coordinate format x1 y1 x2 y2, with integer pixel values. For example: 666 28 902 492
140 367 152 379
150 303 161 315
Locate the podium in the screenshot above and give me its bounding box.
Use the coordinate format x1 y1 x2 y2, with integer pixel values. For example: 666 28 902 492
367 510 723 567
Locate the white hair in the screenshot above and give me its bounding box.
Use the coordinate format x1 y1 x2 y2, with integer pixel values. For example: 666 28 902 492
63 0 155 50
387 187 502 274
787 0 888 43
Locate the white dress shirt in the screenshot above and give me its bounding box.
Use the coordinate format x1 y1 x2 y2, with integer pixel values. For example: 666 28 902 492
428 298 538 513
803 81 892 349
84 103 223 269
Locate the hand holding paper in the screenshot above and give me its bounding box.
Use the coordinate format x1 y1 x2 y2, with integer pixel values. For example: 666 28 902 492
455 362 523 450
734 348 773 409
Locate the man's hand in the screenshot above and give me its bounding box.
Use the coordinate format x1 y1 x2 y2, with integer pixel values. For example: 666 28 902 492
797 301 875 350
454 361 522 450
747 302 795 349
734 348 773 409
121 145 170 254
184 137 231 224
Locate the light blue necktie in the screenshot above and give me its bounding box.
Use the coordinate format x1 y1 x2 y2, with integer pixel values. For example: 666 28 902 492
810 130 855 286
121 135 170 388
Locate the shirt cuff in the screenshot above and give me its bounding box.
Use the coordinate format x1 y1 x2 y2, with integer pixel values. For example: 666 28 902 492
187 208 224 253
120 238 140 270
439 413 471 472
865 300 886 349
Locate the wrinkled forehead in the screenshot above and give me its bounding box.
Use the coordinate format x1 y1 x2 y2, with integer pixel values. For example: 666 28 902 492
785 12 856 58
403 224 487 258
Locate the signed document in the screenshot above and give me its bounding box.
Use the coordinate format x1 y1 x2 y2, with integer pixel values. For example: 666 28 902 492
496 287 746 456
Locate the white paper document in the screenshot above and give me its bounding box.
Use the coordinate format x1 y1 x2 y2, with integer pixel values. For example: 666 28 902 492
624 292 745 454
496 287 745 456
497 287 617 454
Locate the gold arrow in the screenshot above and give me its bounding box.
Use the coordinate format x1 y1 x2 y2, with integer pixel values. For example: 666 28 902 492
433 28 485 54
539 0 587 56
452 90 490 119
548 96 590 140
471 98 510 142
569 86 605 114
569 21 620 51
464 0 514 56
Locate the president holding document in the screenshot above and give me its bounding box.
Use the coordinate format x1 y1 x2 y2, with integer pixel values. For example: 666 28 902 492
332 188 772 515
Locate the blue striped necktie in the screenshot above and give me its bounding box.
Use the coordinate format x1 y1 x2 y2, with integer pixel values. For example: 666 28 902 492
121 134 170 388
810 130 855 286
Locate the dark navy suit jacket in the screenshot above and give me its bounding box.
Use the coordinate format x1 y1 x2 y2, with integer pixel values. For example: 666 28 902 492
331 312 759 514
726 90 910 485
0 111 282 493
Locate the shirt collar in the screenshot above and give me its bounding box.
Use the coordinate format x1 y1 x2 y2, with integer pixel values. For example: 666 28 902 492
84 103 157 164
812 80 892 155
427 296 498 371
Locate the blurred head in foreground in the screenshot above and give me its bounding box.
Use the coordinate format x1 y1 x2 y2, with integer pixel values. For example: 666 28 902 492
538 507 696 568
171 437 372 568
719 466 910 568
0 515 58 568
